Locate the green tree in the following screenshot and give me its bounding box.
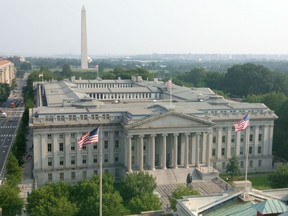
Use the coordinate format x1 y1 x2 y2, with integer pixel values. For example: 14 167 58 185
268 163 288 188
5 154 22 186
0 184 24 216
169 185 199 211
27 182 78 216
128 193 161 214
226 156 241 180
120 171 157 203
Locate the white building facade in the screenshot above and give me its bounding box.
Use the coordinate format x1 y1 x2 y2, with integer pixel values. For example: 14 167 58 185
0 60 15 86
30 77 277 186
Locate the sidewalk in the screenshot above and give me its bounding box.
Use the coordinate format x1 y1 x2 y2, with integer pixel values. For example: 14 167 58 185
19 129 33 200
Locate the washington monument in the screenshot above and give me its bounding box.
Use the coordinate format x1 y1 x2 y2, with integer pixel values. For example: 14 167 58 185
81 5 88 69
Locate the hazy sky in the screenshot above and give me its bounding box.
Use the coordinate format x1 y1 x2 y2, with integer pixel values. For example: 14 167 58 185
2 0 288 56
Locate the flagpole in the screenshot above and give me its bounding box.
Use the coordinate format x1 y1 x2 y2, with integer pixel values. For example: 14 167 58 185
99 124 102 216
244 128 249 199
170 78 172 109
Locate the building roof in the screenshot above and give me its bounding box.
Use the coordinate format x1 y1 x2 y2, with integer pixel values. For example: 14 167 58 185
253 199 288 214
0 60 11 66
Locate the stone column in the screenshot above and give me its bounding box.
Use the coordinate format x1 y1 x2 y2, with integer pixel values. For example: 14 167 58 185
206 132 212 168
268 125 274 156
201 132 207 164
127 135 132 172
162 134 167 169
263 125 269 156
139 135 144 171
173 133 179 169
196 133 200 168
150 134 156 170
184 133 189 168
216 128 222 159
226 127 232 159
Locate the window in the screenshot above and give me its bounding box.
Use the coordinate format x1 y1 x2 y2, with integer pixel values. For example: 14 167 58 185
59 134 64 140
82 171 87 179
249 160 253 168
104 154 109 163
249 146 253 154
94 170 98 176
48 173 52 182
143 144 146 151
249 134 253 142
221 148 225 156
258 134 262 142
48 157 52 166
115 131 119 137
93 154 97 163
71 142 75 151
231 135 235 143
240 135 244 142
71 133 75 139
71 172 75 180
222 136 226 143
115 153 119 162
212 148 216 156
258 160 262 167
115 140 119 149
47 143 52 152
60 173 64 181
82 155 87 164
59 143 64 151
59 156 64 166
47 134 52 140
240 147 244 155
93 144 97 150
240 161 244 168
71 156 76 165
104 131 109 137
132 145 135 151
104 140 109 149
258 146 262 154
213 136 216 143
231 147 236 156
82 146 86 150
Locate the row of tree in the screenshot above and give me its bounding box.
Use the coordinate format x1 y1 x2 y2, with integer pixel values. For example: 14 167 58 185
0 83 10 104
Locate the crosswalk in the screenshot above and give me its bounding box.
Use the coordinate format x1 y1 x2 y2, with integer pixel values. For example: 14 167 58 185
0 126 17 129
0 134 16 137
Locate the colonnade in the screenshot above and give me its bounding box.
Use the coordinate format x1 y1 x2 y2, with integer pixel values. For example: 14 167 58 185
125 132 212 172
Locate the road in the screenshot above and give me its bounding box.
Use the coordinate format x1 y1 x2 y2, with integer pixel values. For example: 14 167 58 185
0 107 24 181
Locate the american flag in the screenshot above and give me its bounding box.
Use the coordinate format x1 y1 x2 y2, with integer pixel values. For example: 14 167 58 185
166 79 172 89
234 114 250 132
78 127 99 149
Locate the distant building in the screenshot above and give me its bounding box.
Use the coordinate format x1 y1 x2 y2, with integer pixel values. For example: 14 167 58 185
0 60 15 85
30 76 277 186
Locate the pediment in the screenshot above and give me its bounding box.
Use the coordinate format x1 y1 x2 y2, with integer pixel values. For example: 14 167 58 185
126 111 214 130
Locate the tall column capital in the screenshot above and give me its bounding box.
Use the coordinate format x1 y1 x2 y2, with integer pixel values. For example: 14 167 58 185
150 134 157 138
162 133 168 137
173 133 179 137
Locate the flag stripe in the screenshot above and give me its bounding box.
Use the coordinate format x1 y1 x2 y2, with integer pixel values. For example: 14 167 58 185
234 114 250 132
78 127 99 149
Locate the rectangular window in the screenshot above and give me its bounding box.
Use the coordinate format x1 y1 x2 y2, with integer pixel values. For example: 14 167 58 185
82 146 86 150
222 136 226 143
59 143 64 151
47 134 52 140
240 147 244 155
104 131 109 137
115 131 119 137
48 157 53 166
71 133 75 139
240 135 244 142
47 143 52 152
231 135 235 143
249 134 253 142
82 171 87 179
231 147 236 156
60 173 64 181
93 144 97 150
59 134 64 140
258 160 262 167
59 156 64 166
221 148 225 156
115 153 119 162
240 161 244 168
94 170 98 176
48 173 52 181
249 146 253 154
71 172 75 180
115 140 119 149
249 160 253 168
71 142 75 151
258 146 262 154
212 148 216 156
93 154 97 163
258 134 262 142
104 140 109 149
104 154 109 163
213 136 216 143
82 155 87 164
71 156 76 165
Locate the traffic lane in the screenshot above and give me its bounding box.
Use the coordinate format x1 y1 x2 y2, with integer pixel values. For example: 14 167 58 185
0 136 12 176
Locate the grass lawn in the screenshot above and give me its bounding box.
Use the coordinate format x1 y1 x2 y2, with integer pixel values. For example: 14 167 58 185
220 172 272 190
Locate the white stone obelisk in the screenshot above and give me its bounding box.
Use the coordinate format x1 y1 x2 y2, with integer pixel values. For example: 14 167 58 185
81 5 88 69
